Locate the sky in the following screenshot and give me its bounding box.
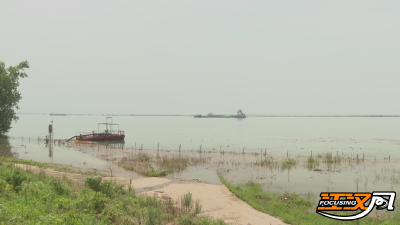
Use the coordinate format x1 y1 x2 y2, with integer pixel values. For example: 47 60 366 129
1 0 399 115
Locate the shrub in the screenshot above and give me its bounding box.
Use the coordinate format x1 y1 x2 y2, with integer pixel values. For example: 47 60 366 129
58 209 99 225
181 192 193 214
137 196 163 208
178 215 228 225
85 177 126 198
76 190 108 213
100 180 126 198
55 197 71 210
137 207 163 225
0 179 13 197
50 178 70 195
177 214 194 225
101 202 123 223
38 169 46 180
85 176 102 192
4 167 26 192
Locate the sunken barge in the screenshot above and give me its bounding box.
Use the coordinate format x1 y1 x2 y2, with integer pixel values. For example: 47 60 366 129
69 117 125 141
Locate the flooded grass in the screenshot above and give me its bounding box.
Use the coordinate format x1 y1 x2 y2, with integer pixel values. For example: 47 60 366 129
281 158 297 170
253 156 278 168
119 151 209 177
306 156 320 170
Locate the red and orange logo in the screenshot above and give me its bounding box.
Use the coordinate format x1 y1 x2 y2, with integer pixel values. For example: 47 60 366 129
316 192 396 220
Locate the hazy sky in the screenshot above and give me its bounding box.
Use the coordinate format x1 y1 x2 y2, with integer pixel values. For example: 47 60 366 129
1 1 399 115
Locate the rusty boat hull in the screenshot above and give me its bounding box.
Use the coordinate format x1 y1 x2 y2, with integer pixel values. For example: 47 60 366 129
76 134 125 141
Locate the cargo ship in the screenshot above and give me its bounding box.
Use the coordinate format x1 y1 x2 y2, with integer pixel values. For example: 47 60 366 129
194 110 246 118
50 113 67 116
68 117 125 141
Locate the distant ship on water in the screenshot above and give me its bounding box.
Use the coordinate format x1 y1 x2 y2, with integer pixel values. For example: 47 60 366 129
194 110 246 118
50 113 67 116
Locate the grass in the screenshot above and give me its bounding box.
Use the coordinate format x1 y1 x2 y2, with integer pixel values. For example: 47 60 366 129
281 158 297 170
306 156 319 170
119 155 171 177
119 153 207 177
218 173 400 225
253 156 278 168
0 161 227 224
0 157 103 176
323 153 341 164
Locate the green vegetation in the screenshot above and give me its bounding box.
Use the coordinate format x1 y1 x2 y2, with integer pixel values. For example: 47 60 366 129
218 173 400 225
323 153 341 164
0 161 227 224
0 137 13 158
119 153 205 177
306 156 319 170
253 156 278 167
0 60 29 136
0 157 103 176
281 158 297 170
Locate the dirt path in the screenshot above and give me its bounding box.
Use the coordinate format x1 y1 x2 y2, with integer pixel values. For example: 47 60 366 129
145 183 287 225
13 163 287 225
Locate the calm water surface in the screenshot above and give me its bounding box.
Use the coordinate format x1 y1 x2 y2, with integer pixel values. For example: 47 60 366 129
5 115 400 198
8 115 400 156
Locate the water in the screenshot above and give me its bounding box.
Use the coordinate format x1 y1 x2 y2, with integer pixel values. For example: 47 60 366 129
8 115 400 157
4 115 400 199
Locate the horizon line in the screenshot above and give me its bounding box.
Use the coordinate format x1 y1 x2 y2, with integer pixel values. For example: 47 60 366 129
16 112 400 117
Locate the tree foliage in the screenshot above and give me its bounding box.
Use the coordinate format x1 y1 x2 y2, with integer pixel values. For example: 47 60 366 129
0 60 29 136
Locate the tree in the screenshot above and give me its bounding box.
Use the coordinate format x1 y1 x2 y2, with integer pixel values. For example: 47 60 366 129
0 60 29 136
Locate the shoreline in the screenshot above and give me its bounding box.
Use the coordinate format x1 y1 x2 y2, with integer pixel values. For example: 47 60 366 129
6 159 287 225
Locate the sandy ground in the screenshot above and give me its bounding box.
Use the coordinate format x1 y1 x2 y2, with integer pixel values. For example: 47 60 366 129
12 163 287 225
